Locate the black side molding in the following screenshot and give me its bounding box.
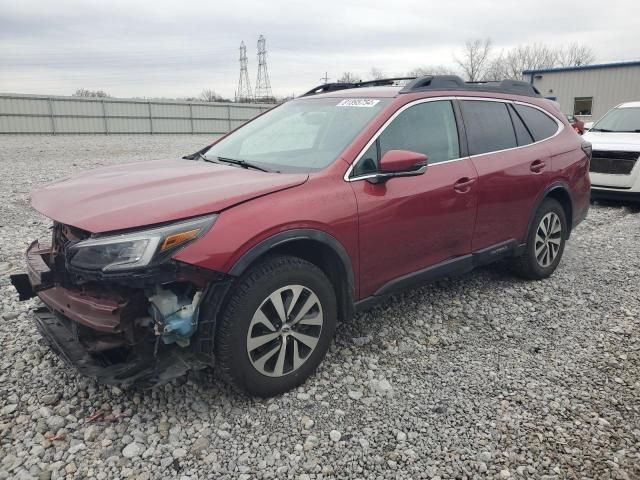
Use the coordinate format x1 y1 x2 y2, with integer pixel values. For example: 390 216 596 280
374 254 473 297
472 239 522 267
355 239 522 313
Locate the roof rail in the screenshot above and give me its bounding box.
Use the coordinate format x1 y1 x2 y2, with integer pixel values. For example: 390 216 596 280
400 75 541 97
302 77 416 97
302 75 542 98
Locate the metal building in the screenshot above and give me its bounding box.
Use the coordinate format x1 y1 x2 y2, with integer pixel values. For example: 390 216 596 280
523 60 640 122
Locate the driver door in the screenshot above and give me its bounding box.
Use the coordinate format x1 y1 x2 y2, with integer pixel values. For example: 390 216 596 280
349 99 478 297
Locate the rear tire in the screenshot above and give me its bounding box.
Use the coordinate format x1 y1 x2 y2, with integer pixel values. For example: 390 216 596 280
214 255 337 397
511 198 567 280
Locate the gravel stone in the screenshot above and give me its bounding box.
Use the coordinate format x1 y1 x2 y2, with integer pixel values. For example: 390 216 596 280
1 404 17 415
122 442 143 458
83 425 100 442
172 448 187 459
347 390 363 400
0 135 639 479
45 415 65 431
301 416 314 430
40 393 59 405
190 436 209 454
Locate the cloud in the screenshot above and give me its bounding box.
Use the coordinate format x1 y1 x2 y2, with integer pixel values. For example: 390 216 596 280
1 0 638 98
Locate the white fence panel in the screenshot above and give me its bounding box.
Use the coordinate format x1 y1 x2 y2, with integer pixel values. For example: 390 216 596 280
0 93 274 134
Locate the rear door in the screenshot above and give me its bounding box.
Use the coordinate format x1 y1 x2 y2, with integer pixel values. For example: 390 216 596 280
459 99 552 250
349 99 478 297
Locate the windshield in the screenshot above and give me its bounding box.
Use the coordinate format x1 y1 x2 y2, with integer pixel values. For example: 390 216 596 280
592 106 640 132
204 97 390 172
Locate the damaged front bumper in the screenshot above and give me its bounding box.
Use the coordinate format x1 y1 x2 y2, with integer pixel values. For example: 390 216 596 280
11 239 232 387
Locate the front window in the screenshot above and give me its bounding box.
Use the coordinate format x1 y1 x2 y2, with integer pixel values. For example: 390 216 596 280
352 100 460 177
204 97 389 172
592 106 640 133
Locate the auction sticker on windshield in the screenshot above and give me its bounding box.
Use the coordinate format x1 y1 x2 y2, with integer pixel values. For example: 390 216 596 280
336 99 380 107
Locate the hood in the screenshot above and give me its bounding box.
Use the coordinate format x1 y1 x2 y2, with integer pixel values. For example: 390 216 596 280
583 131 640 151
32 159 308 233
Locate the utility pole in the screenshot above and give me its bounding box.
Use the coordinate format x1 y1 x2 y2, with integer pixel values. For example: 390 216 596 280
320 72 330 84
236 41 253 102
254 35 273 102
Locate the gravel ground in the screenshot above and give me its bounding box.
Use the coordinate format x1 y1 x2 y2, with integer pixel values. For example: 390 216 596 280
1 135 639 480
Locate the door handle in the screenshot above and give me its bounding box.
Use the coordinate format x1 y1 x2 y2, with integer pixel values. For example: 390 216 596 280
530 159 546 173
453 177 476 193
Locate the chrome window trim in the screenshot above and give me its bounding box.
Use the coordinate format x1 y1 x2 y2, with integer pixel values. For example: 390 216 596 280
345 96 564 182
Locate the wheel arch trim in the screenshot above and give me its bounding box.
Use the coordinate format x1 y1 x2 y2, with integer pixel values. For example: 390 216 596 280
527 182 574 240
228 229 355 295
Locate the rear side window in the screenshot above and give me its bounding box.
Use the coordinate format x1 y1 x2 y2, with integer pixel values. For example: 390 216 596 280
513 104 559 141
460 101 516 155
508 105 534 146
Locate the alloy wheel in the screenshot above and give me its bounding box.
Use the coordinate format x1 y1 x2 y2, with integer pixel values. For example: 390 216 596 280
535 212 562 268
246 285 323 377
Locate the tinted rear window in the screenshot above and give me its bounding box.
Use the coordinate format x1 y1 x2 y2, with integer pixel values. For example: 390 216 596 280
460 101 516 155
508 105 534 147
513 104 559 141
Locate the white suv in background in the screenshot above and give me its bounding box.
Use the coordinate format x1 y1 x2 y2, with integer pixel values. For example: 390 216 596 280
584 101 640 202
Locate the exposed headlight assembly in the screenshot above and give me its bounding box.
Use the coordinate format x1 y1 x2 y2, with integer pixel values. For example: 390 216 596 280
67 215 217 272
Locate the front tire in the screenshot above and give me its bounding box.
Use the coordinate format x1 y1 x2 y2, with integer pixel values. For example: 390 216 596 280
511 198 567 280
214 255 337 396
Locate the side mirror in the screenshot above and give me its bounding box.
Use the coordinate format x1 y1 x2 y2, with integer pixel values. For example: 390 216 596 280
368 150 428 184
583 121 594 132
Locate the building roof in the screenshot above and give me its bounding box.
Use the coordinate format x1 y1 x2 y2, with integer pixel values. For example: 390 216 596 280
523 60 640 75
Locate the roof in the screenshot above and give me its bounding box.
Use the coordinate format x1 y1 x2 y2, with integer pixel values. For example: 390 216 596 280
523 60 640 75
619 101 640 109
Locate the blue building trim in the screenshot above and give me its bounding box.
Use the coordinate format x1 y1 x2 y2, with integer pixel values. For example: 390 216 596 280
523 60 640 76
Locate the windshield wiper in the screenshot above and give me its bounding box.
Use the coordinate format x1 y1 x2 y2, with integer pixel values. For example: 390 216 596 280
213 156 270 172
197 153 219 163
183 151 215 162
590 128 613 132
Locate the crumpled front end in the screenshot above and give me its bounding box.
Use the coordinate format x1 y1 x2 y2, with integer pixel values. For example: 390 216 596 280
11 222 231 386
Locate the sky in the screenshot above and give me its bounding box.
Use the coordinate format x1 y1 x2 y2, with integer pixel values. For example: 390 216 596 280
1 0 639 99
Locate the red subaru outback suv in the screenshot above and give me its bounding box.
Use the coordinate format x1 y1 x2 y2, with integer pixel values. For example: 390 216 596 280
11 76 591 396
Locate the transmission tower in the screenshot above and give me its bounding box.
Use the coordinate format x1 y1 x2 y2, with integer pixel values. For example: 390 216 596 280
236 41 253 102
254 35 273 101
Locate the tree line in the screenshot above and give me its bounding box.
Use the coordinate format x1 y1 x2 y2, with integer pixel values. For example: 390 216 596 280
338 38 595 83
